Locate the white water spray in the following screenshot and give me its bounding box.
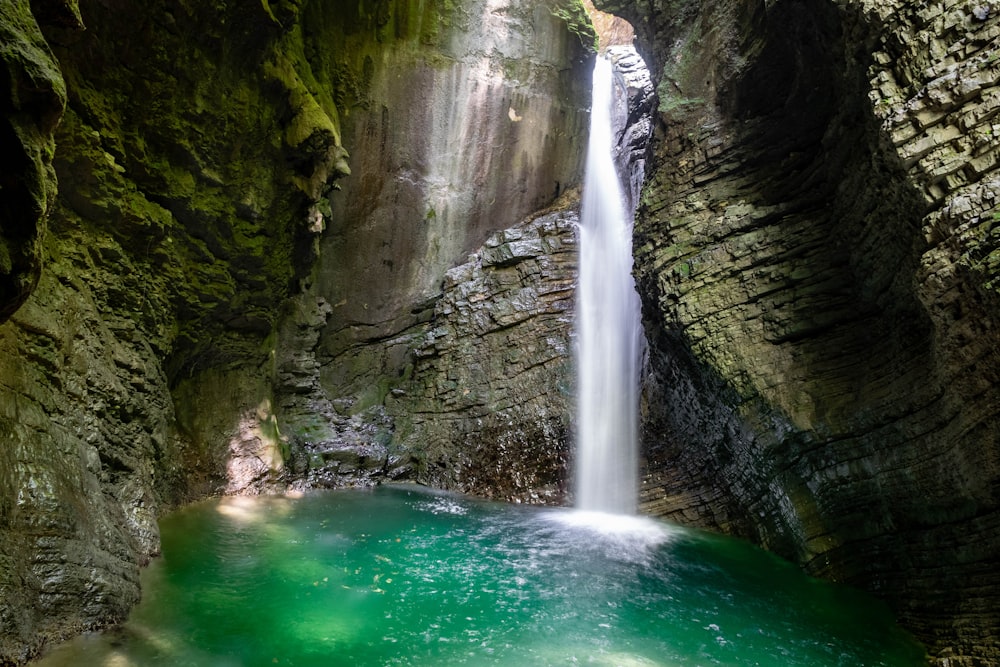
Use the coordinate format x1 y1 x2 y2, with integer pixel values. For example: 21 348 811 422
575 56 644 515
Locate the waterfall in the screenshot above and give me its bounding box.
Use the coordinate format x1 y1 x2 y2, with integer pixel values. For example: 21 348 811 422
575 56 644 515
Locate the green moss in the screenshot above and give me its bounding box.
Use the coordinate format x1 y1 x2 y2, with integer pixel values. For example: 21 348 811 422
263 51 341 149
0 1 68 110
658 92 705 114
299 0 461 119
0 241 11 275
550 0 598 51
655 15 711 116
352 376 394 414
259 0 280 25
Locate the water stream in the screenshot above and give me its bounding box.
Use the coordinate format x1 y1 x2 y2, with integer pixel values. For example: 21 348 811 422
33 57 928 667
35 486 926 666
575 56 644 514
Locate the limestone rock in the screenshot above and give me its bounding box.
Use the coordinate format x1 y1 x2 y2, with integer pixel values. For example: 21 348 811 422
607 45 655 220
390 209 579 503
268 0 595 503
0 1 67 322
597 0 1000 662
0 0 356 660
301 0 594 413
0 0 593 661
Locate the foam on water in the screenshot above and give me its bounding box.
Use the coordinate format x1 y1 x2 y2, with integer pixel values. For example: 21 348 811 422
34 487 928 667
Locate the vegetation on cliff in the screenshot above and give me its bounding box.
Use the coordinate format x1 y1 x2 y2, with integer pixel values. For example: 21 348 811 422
0 0 67 322
7 0 997 663
597 0 999 663
0 0 593 662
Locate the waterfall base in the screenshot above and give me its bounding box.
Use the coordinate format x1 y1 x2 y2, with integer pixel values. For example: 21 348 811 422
36 487 926 666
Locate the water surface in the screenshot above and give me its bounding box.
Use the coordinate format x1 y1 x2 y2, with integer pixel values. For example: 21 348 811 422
37 486 926 666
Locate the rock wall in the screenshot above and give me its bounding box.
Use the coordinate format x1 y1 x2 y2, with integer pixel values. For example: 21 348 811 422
271 0 595 495
596 0 1000 662
0 1 596 662
390 207 578 503
270 38 659 505
0 0 355 658
274 203 581 502
0 0 69 322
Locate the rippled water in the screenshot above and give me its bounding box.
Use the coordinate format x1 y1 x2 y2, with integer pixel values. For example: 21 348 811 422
37 486 926 666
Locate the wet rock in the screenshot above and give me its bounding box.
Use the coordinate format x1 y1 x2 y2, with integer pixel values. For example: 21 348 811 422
0 0 353 660
597 0 1000 662
303 0 594 412
269 0 595 504
0 0 68 322
390 209 579 504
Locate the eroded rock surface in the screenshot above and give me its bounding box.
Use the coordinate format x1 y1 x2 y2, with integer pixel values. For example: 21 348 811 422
597 0 999 662
271 0 595 501
270 203 580 503
0 2 595 662
299 0 593 408
0 0 68 321
390 209 578 503
0 0 351 661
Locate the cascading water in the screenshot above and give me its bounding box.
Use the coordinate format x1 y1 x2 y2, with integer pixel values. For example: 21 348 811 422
575 55 644 515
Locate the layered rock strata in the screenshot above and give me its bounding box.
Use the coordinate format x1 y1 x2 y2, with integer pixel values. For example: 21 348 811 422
272 0 595 499
389 208 578 503
294 0 592 410
272 44 658 504
597 0 1000 662
0 1 595 662
1 0 349 659
272 205 579 501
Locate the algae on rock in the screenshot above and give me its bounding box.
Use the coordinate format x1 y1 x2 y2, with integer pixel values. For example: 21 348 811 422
597 0 1000 662
0 0 67 322
0 0 595 662
271 0 594 499
0 0 358 660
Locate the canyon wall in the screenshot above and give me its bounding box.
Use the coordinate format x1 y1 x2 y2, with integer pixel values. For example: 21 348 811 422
1 0 345 659
596 0 1000 663
0 1 593 662
5 0 997 663
269 0 594 496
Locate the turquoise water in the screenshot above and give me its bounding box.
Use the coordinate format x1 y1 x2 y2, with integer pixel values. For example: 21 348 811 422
37 486 926 666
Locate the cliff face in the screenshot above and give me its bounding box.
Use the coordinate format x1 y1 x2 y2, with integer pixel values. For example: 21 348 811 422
388 207 579 502
596 0 1000 662
0 1 593 662
270 0 594 498
0 0 345 659
0 0 68 321
7 0 997 663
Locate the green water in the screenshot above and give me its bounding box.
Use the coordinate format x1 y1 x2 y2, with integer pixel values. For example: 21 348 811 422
37 486 926 666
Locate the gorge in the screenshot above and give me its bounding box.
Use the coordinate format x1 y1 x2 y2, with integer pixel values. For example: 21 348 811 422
1 0 998 665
